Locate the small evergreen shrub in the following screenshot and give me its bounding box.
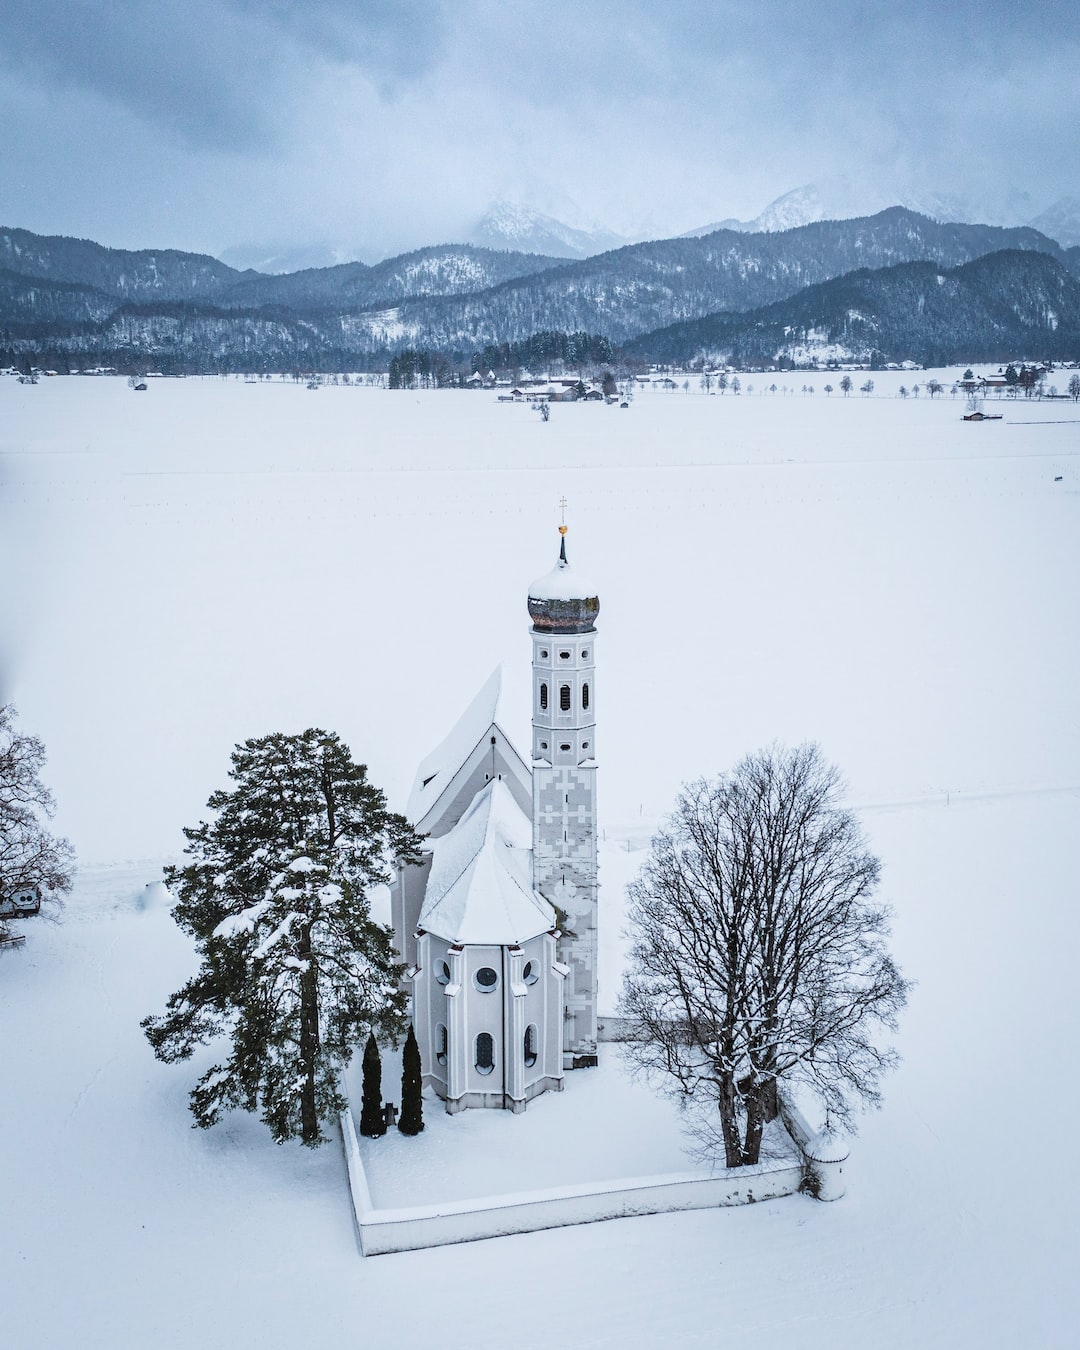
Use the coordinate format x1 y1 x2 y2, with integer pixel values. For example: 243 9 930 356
360 1032 386 1138
398 1025 424 1136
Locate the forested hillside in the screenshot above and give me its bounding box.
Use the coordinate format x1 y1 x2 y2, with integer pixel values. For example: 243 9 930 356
628 251 1080 366
3 211 1078 371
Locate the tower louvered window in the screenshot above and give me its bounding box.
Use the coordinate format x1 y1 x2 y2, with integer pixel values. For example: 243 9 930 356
560 684 571 711
540 682 548 710
582 682 590 710
475 1032 495 1075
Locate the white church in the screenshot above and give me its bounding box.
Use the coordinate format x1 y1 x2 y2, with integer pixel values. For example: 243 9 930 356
390 525 599 1113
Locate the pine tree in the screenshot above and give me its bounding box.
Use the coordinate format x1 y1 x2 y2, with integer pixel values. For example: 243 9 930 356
398 1024 424 1136
142 729 421 1147
360 1032 386 1138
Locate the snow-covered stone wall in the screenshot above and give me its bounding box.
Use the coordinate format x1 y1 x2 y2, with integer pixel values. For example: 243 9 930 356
340 1104 804 1257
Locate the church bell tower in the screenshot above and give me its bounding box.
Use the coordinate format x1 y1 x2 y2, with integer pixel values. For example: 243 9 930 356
527 523 599 1068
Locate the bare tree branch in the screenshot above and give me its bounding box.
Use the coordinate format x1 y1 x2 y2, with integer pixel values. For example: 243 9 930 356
620 743 910 1168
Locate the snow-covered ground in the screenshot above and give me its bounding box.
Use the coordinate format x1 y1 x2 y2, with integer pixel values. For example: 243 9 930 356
348 1039 766 1210
2 375 1078 1347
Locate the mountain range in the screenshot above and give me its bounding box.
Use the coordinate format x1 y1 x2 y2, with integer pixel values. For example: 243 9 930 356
627 250 1080 367
3 208 1079 371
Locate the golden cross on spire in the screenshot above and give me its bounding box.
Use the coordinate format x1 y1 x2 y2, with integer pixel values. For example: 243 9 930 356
559 495 568 536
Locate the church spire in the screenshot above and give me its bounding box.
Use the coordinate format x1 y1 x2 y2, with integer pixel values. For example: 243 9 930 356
529 512 599 1070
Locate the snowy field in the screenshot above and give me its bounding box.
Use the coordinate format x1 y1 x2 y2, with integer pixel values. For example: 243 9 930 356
2 374 1078 1347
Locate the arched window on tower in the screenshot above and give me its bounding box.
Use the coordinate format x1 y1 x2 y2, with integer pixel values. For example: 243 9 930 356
436 1024 448 1066
475 1032 495 1075
524 1024 538 1069
540 682 548 710
560 684 571 711
582 682 590 710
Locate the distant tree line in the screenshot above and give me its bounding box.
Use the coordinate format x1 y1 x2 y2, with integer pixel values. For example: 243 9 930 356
387 332 624 388
468 331 616 375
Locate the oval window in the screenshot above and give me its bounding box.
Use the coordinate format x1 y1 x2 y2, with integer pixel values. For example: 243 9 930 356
559 650 571 660
475 1032 495 1075
522 961 539 985
475 966 498 991
560 743 571 752
435 960 451 985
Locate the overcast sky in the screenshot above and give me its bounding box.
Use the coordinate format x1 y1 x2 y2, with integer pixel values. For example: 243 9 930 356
0 0 1075 261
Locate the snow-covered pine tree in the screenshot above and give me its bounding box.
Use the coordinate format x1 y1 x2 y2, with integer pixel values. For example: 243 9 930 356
398 1024 424 1136
360 1032 386 1138
142 729 422 1147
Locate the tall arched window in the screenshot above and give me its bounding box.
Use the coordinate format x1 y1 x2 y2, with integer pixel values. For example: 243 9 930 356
539 682 548 710
524 1024 538 1069
436 1024 448 1066
582 682 590 710
560 684 571 711
475 1032 495 1075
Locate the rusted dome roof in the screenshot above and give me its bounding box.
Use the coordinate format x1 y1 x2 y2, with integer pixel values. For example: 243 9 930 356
527 531 599 634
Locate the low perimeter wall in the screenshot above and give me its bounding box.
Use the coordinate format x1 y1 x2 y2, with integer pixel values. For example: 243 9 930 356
340 1104 804 1257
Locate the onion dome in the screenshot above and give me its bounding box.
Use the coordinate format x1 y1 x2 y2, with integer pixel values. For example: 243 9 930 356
527 527 599 634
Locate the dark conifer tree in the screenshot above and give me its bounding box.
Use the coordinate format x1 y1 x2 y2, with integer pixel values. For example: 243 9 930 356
398 1025 424 1136
360 1032 386 1138
142 729 421 1147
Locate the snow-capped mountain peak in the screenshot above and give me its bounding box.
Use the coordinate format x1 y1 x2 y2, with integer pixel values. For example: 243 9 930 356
469 200 625 259
1027 197 1080 249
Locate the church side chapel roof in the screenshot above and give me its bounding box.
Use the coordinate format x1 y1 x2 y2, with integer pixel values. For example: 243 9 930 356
418 778 555 946
406 666 525 829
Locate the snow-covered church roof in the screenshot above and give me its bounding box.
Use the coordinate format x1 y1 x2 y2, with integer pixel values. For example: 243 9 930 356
406 666 528 832
418 778 555 945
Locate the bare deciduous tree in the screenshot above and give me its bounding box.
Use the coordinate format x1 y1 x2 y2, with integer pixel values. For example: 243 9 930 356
620 744 909 1168
0 704 74 931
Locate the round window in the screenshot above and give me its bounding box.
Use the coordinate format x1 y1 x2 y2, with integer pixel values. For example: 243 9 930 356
475 966 498 990
522 961 539 986
435 960 451 985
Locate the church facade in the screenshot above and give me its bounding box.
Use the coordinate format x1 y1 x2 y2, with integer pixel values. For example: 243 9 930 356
389 527 600 1113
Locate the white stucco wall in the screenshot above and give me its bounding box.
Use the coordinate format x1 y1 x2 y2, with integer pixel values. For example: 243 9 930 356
340 1102 804 1258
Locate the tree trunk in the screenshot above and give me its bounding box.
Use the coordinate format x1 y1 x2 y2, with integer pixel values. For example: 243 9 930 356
742 1088 764 1165
298 923 321 1146
718 1075 743 1169
740 1078 776 1165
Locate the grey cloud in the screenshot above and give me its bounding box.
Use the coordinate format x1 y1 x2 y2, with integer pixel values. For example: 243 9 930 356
0 0 447 150
0 0 1075 258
